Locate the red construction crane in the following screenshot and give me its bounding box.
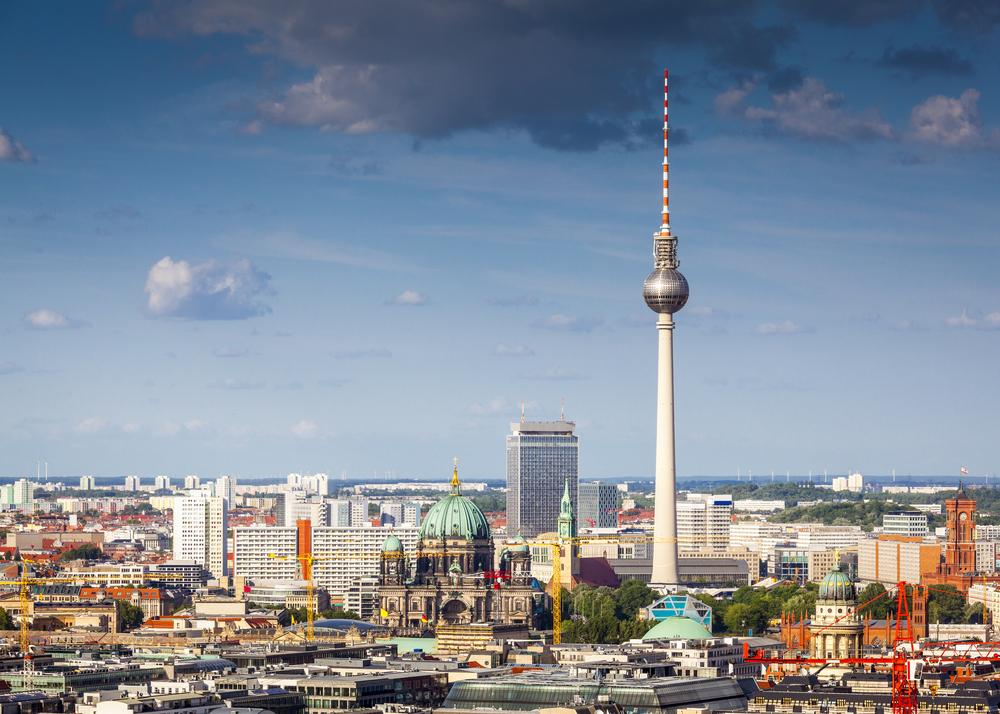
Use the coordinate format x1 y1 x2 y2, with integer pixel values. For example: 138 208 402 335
744 581 1000 714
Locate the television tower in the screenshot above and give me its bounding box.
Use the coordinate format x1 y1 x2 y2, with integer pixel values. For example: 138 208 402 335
643 69 689 589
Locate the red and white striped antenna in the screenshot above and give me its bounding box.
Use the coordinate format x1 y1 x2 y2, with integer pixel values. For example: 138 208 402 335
660 69 671 237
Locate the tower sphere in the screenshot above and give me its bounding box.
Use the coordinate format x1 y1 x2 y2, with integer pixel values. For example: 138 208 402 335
643 267 689 314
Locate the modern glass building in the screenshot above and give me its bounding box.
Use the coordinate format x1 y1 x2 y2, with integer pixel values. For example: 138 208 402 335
506 419 578 538
578 480 619 529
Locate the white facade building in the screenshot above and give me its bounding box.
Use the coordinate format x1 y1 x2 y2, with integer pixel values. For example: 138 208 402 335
214 475 236 507
326 499 351 527
831 472 864 493
311 526 419 603
172 490 227 579
733 499 785 513
124 474 141 491
677 494 732 551
154 474 172 491
80 475 96 491
183 475 201 490
232 527 300 581
882 512 929 537
348 497 370 527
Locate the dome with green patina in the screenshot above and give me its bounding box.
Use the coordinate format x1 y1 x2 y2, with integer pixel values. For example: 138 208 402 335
818 565 856 601
418 464 491 541
641 616 714 641
382 535 403 553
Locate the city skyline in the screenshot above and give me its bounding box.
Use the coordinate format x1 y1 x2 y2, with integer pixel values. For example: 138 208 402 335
3 3 1000 478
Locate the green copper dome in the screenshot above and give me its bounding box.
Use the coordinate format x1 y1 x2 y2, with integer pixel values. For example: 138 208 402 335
382 535 403 553
642 616 714 641
418 463 491 541
818 565 856 601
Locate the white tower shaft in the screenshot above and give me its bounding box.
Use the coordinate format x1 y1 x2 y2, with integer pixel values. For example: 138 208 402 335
651 313 678 586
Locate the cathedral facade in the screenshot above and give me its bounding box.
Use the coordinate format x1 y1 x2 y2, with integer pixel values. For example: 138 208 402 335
376 465 547 630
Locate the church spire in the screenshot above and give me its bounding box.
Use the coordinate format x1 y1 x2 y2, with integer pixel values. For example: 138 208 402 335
558 478 575 539
450 457 461 495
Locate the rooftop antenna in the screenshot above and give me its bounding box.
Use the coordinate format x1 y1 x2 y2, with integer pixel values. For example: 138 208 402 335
560 398 566 421
520 401 525 423
44 462 48 481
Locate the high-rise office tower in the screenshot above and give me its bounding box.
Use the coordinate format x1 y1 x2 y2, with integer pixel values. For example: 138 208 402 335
215 474 236 507
642 70 689 589
183 474 201 490
578 481 619 530
124 474 141 491
79 475 96 491
173 489 228 579
326 499 352 527
506 416 578 538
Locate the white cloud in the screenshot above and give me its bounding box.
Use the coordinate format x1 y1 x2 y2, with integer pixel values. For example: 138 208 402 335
742 78 893 141
910 89 999 148
74 417 110 434
0 128 34 163
714 78 758 116
755 320 805 336
291 419 319 439
945 310 1000 329
212 347 253 358
121 422 142 434
145 256 273 320
532 314 603 333
467 398 516 417
0 361 23 375
389 289 427 306
209 378 265 390
23 308 80 330
494 343 535 357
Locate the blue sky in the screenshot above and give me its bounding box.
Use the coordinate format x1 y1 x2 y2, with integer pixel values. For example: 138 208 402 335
2 1 999 480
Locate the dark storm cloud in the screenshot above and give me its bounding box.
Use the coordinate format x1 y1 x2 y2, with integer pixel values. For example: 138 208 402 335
134 0 792 151
878 45 974 77
778 0 1000 33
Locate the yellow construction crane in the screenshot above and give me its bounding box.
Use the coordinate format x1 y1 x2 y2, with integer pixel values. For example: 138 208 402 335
267 551 344 642
0 559 79 690
530 533 674 645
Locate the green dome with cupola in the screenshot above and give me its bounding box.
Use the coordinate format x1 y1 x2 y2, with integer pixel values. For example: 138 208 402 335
418 462 491 541
818 564 856 601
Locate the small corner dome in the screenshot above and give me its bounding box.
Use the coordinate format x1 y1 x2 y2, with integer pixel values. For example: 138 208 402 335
382 535 404 553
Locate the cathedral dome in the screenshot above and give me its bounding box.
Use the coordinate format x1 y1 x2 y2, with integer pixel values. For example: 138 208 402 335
818 566 855 601
418 464 490 541
382 535 403 553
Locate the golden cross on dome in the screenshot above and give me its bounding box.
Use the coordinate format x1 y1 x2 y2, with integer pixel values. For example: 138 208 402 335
451 457 460 489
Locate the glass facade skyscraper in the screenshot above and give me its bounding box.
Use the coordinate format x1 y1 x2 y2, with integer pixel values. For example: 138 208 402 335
506 419 578 538
578 481 619 530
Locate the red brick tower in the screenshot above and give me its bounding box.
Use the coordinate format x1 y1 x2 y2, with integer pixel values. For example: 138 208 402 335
941 483 976 576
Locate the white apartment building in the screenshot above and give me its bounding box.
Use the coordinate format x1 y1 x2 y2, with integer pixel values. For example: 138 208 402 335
978 524 1000 542
232 527 300 581
348 497 370 527
677 494 732 551
379 501 422 527
344 575 380 620
729 522 861 563
124 474 141 491
62 563 150 587
283 491 328 527
882 512 929 537
327 499 351 527
968 584 1000 622
311 526 419 603
173 490 227 579
977 541 999 573
1 479 35 513
154 474 172 491
287 472 329 496
183 475 200 490
231 524 419 604
733 499 785 513
911 503 942 515
215 475 236 506
831 472 864 493
80 475 96 491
